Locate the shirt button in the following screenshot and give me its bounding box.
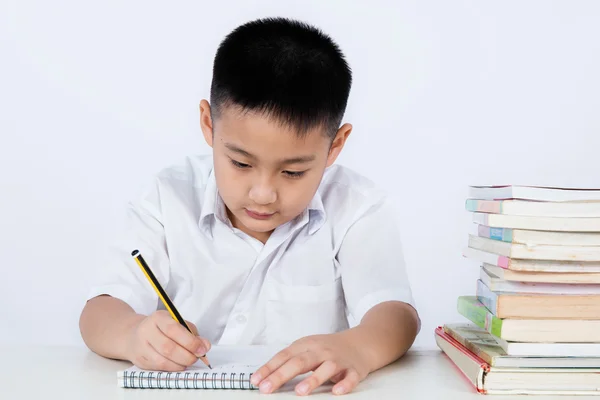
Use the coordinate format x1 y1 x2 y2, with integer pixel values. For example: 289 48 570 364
236 314 247 324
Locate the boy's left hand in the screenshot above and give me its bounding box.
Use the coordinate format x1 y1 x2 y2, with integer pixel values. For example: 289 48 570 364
250 331 371 396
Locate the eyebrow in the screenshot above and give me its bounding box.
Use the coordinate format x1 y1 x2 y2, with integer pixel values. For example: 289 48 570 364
224 143 316 164
225 143 255 159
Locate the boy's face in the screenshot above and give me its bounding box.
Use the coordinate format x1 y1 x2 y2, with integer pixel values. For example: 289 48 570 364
199 100 351 243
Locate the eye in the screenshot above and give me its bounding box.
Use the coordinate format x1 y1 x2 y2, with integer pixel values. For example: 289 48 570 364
231 159 251 169
282 170 306 179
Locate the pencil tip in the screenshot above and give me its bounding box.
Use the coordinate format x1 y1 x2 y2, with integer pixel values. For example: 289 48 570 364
208 364 212 369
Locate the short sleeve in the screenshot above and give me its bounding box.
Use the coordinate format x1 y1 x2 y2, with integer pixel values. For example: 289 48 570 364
85 179 170 316
337 197 420 330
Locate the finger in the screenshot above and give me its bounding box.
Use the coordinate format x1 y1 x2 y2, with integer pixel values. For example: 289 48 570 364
145 341 187 371
185 320 199 336
200 338 211 353
295 360 340 396
184 320 212 353
151 324 200 367
329 371 344 383
257 352 319 394
251 347 294 386
332 368 361 395
155 316 207 358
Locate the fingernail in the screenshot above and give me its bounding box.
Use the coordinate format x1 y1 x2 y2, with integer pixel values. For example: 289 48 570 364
202 339 211 351
259 380 272 393
334 386 346 395
250 373 261 385
296 382 309 395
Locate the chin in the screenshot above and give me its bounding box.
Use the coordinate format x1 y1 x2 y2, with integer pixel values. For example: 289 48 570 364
241 218 279 233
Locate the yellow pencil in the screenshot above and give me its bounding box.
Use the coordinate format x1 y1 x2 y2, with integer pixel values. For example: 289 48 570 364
131 249 212 369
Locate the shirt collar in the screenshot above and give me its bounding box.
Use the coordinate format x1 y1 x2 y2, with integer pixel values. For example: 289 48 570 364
305 189 326 235
198 169 224 234
198 169 326 237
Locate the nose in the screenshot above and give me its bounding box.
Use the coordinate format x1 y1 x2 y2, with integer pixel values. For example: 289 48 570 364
248 177 277 205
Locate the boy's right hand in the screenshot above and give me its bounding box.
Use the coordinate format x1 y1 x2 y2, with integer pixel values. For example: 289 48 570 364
125 310 211 371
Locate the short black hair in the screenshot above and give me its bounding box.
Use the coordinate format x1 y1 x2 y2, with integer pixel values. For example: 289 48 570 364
210 17 352 138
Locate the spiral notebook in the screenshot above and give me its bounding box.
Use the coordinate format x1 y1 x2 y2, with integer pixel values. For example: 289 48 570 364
118 345 279 390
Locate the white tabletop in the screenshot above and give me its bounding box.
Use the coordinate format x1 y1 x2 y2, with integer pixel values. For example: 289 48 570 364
2 346 598 399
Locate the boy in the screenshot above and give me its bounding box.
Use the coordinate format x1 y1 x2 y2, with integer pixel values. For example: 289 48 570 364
79 17 419 396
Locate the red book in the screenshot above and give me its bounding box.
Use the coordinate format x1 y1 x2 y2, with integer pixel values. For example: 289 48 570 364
434 325 600 395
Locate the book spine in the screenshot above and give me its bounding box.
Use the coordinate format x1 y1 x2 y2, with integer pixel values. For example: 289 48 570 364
466 199 502 214
478 225 513 243
476 280 500 316
442 326 494 365
435 327 488 394
463 247 510 269
457 297 504 338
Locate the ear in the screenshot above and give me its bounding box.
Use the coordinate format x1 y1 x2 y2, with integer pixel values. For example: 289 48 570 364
199 99 214 147
325 123 352 167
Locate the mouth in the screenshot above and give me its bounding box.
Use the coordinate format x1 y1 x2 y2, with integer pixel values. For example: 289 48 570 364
245 209 276 220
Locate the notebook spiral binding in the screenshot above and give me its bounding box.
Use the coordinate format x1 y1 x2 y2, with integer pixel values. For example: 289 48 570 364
122 371 257 390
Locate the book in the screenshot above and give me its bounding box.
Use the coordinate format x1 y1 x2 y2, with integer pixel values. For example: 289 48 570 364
468 234 600 261
435 326 600 395
492 335 600 357
477 224 600 246
468 185 600 202
463 247 600 272
457 295 600 342
443 323 600 368
471 212 600 232
118 345 279 389
482 263 600 284
466 199 600 217
476 279 600 319
480 265 600 295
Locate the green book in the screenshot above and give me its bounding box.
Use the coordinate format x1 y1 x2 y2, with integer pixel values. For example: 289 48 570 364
457 296 504 338
456 295 600 343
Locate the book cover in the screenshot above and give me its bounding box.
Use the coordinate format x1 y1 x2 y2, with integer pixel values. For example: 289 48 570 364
493 336 600 357
476 280 500 317
466 199 600 217
478 225 512 242
463 247 600 272
443 324 600 368
480 265 600 294
468 185 600 202
477 224 600 246
472 212 600 232
457 296 503 338
468 234 600 262
457 295 600 342
437 326 600 394
483 263 600 284
476 279 600 319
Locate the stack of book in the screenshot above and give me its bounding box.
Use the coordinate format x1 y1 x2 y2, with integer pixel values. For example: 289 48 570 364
436 184 600 395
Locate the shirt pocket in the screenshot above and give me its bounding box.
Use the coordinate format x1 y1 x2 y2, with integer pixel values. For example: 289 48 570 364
264 277 348 345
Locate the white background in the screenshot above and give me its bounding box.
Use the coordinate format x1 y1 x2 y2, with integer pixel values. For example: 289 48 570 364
1 0 599 350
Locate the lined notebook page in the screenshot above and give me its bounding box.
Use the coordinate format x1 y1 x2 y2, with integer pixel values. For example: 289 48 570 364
117 345 281 389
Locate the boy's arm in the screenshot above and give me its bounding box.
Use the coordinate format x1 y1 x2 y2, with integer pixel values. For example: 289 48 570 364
79 295 145 360
81 179 209 370
251 196 420 395
347 300 419 373
80 295 210 370
250 301 418 396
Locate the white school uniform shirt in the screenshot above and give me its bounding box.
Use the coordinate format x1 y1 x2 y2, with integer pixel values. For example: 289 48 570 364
87 155 418 345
